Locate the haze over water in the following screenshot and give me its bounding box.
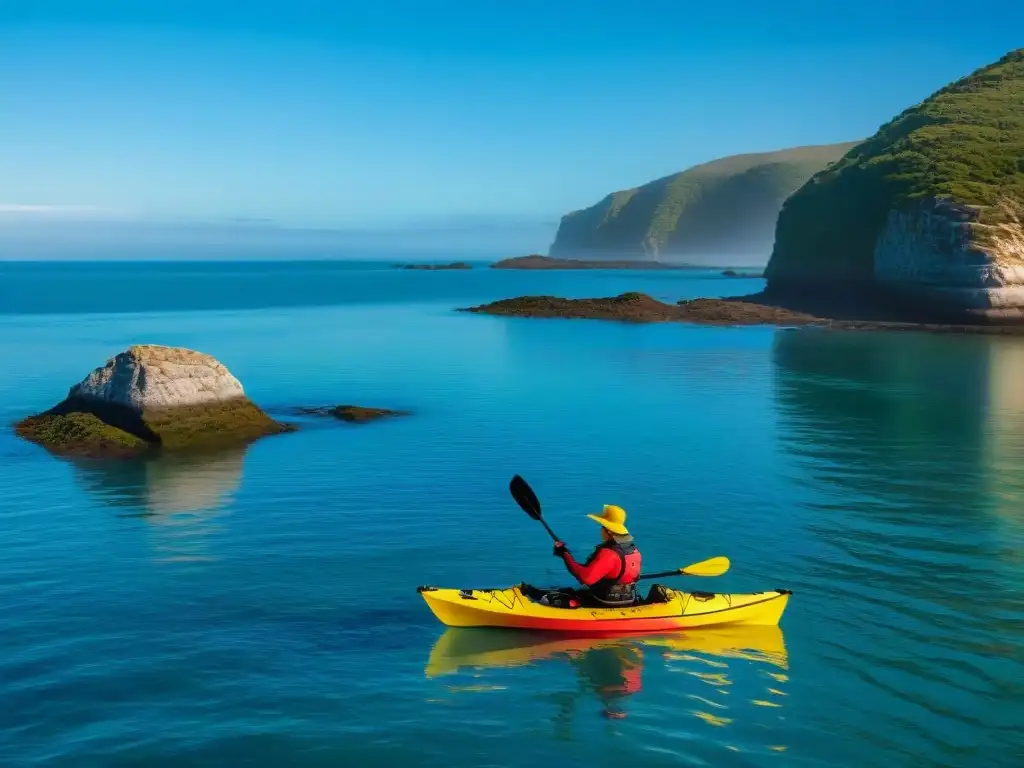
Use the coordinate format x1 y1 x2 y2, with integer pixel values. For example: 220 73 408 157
0 261 1021 766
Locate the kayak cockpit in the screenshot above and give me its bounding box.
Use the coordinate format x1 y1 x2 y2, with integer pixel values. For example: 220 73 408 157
518 583 682 610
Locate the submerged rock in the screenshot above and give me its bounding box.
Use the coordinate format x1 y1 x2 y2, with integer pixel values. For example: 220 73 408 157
293 405 411 423
15 345 294 459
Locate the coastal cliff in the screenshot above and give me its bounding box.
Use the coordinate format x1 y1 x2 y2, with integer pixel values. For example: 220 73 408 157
766 49 1024 320
549 142 858 262
15 344 293 458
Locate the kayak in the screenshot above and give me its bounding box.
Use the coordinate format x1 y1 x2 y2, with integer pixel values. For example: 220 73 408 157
425 624 789 678
417 583 791 634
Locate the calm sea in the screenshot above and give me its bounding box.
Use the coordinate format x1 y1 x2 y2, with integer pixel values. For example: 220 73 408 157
0 260 1021 767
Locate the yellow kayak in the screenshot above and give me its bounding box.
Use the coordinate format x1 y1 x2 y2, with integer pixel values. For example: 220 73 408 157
417 583 791 634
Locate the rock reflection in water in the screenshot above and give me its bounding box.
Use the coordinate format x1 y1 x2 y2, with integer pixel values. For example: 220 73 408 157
71 447 247 562
771 329 1024 766
425 626 788 747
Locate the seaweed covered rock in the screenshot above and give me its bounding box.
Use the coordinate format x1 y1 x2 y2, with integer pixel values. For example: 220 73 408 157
460 292 684 322
293 405 411 423
15 345 293 458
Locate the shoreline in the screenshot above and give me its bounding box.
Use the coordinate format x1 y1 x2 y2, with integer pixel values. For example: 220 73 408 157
459 291 1024 335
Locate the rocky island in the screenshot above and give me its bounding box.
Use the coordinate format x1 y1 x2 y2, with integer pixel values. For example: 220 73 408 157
549 142 857 262
462 291 1024 334
466 49 1024 332
397 262 473 270
15 345 294 459
491 254 693 270
461 292 831 325
292 405 411 423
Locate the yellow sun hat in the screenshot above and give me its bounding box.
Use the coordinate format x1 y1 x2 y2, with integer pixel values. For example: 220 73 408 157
586 504 629 536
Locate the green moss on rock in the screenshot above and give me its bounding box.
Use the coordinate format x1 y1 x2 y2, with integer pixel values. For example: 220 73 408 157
15 397 295 459
141 400 295 451
15 411 149 459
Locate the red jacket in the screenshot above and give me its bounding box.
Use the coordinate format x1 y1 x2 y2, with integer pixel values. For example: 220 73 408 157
562 541 642 587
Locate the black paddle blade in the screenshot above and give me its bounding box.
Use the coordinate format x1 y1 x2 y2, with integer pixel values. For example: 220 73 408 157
509 474 542 519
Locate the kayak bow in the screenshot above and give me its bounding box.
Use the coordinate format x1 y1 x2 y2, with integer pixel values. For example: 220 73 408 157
417 584 791 634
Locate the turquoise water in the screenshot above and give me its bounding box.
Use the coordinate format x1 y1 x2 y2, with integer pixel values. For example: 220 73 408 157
1 261 1021 766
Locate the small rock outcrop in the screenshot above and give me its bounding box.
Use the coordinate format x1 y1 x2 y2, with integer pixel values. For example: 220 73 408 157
15 345 293 458
293 405 410 423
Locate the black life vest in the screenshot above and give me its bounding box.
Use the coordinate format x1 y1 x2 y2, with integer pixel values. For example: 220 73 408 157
589 536 642 607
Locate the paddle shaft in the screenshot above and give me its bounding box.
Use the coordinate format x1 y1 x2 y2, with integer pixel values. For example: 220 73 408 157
537 518 560 543
637 569 688 581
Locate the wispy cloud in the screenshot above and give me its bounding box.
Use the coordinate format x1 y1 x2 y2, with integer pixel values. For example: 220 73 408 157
0 204 124 218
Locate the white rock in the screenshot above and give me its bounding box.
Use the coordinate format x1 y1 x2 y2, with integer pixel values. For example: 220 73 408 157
68 344 246 412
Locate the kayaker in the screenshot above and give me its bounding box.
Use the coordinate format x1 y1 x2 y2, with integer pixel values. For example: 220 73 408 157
552 504 642 606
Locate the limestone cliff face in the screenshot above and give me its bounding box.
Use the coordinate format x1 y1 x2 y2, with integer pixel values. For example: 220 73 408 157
874 198 1024 319
70 345 246 411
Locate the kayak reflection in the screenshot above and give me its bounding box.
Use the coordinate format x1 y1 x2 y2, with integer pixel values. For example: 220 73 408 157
425 625 788 721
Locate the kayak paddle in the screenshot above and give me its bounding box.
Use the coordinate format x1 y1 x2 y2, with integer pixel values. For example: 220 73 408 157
637 556 730 580
509 475 729 579
509 474 561 543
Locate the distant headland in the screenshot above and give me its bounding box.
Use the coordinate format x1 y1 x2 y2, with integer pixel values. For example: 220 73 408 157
549 142 857 263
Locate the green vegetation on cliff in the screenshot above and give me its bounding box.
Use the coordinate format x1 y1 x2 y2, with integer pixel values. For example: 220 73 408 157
549 142 858 262
766 49 1024 287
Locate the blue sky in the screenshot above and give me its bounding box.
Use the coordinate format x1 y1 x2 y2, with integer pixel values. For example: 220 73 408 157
1 0 1021 229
